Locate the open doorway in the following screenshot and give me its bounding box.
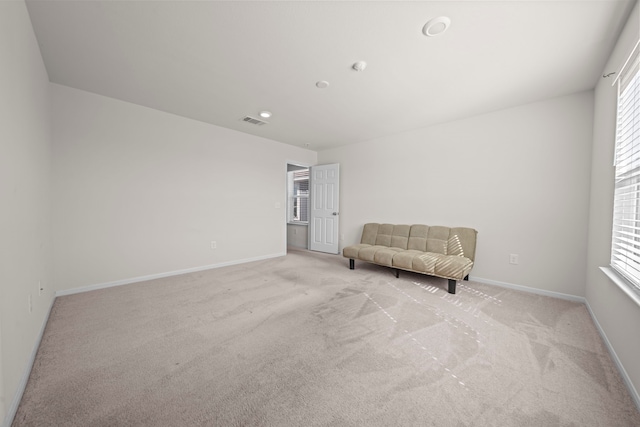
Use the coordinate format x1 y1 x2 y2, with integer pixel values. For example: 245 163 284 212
286 163 309 250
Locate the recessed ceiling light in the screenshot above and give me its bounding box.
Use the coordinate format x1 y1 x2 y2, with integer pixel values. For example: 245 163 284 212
423 16 451 37
259 111 272 118
316 80 330 89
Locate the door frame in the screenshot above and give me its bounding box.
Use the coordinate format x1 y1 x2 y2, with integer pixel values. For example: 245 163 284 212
285 161 312 253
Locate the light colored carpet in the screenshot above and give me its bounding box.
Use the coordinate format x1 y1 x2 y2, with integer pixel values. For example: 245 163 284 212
12 248 640 426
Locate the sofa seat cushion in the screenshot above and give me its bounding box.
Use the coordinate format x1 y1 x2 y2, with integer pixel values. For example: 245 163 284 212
392 250 424 269
343 244 371 260
412 253 473 280
358 245 389 262
373 247 404 266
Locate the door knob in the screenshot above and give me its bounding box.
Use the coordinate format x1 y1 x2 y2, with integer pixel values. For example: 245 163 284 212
332 212 339 216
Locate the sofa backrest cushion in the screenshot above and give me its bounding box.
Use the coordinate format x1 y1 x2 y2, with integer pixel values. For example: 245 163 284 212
371 224 410 249
391 225 410 249
426 226 450 255
374 224 393 246
449 227 478 261
407 224 427 250
360 223 380 245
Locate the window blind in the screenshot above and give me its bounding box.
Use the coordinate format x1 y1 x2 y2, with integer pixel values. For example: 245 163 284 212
611 41 640 288
287 169 309 223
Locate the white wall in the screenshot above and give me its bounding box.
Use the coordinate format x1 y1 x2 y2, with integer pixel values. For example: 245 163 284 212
586 1 640 404
51 84 316 291
0 1 53 423
319 91 594 297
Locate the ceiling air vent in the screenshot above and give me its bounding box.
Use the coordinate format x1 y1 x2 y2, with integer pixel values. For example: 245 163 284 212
241 116 268 126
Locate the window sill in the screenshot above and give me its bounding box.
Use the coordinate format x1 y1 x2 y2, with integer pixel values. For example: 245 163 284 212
287 222 308 226
600 266 640 308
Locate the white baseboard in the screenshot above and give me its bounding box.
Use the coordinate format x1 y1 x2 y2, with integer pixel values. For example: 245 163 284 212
2 296 55 427
584 299 640 411
55 252 286 297
471 276 586 303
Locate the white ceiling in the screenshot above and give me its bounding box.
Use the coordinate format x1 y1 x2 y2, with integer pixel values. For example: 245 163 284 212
26 0 636 151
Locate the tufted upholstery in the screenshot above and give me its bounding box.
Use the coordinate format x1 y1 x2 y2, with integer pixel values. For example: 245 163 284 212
343 223 478 294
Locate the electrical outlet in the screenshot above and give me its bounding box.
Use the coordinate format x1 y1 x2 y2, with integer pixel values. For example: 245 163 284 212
211 241 217 249
509 254 519 265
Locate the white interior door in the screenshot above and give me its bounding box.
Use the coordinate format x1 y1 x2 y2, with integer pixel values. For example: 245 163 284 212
309 163 340 254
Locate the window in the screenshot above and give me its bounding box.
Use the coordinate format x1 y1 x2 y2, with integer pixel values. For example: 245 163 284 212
287 168 309 223
611 41 640 290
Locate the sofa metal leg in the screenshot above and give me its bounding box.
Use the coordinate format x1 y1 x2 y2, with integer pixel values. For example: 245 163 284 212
349 259 355 270
448 279 456 294
395 269 399 278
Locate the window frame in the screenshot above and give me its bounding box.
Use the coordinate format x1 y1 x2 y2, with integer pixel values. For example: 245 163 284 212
610 39 640 297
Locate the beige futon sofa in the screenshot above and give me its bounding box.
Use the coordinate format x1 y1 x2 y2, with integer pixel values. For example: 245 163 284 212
343 223 478 294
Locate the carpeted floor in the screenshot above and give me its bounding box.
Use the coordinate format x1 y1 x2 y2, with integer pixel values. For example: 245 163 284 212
12 248 640 426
